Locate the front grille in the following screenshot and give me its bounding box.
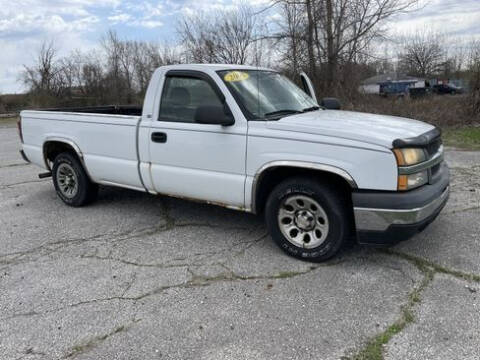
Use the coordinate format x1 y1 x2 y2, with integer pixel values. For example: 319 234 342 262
426 138 444 184
426 138 442 158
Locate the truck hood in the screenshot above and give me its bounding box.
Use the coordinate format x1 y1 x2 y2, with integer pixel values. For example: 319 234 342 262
266 110 435 148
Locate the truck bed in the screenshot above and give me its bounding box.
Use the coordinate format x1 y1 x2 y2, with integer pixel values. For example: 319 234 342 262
44 105 143 116
20 107 144 191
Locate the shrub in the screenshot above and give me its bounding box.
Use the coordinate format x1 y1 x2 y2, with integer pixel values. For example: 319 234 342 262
345 94 478 128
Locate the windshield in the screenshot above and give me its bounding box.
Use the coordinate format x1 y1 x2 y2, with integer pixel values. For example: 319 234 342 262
217 70 318 120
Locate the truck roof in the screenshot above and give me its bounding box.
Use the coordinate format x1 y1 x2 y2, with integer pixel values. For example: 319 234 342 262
159 63 276 72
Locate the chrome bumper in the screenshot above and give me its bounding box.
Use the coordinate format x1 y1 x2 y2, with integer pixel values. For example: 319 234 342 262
354 186 450 232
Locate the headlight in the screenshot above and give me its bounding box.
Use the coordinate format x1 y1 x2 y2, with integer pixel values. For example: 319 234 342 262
398 170 429 191
393 148 426 166
393 148 429 190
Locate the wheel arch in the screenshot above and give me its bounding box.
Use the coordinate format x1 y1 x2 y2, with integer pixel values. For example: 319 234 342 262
251 161 357 214
42 137 92 180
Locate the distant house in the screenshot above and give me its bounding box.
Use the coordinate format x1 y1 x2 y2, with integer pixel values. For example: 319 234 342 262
359 73 425 95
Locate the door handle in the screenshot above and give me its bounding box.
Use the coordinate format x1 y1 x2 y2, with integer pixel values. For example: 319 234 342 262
151 132 167 143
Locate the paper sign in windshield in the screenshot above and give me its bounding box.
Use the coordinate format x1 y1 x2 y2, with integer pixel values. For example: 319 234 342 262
224 71 249 82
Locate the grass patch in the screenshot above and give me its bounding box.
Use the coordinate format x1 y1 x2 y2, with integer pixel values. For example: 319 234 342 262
443 126 480 150
349 248 480 359
351 323 403 360
348 250 439 360
0 116 18 127
350 270 434 360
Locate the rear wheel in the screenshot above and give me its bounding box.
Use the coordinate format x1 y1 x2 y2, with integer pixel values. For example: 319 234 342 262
265 177 350 262
52 152 98 207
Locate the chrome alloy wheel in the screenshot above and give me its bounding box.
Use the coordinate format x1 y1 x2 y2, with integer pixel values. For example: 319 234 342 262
277 195 329 249
56 163 79 199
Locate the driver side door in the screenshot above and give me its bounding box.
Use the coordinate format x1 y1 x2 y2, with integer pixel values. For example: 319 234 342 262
148 70 247 208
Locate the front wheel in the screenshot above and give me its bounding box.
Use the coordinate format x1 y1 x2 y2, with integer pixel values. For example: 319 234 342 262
265 177 350 262
52 152 98 207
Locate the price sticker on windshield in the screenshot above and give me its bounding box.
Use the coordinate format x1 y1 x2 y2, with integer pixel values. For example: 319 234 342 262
224 71 249 82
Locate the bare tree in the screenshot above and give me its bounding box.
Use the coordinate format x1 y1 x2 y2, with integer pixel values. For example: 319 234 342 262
75 52 108 104
0 94 5 113
397 29 446 77
22 40 58 95
132 41 181 95
21 40 83 105
443 41 468 78
276 2 307 76
178 4 259 64
306 0 318 80
271 0 418 95
101 30 131 102
132 42 158 95
317 0 418 89
468 41 480 115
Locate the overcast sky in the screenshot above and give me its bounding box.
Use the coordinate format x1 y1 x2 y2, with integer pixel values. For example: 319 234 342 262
1 0 479 94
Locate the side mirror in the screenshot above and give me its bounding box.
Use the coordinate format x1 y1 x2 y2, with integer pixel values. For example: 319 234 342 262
321 97 341 110
195 105 235 126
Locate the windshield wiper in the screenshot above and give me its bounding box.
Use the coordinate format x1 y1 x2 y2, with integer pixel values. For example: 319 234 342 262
264 109 303 118
264 107 320 120
302 106 321 113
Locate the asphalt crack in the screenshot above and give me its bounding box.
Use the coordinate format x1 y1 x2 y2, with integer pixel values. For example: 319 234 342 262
0 219 253 267
0 162 30 169
345 248 480 360
382 249 480 283
15 347 47 360
121 272 137 297
0 256 336 322
1 179 49 189
61 319 141 359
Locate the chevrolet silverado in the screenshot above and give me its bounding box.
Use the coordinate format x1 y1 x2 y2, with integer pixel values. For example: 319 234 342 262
19 64 449 261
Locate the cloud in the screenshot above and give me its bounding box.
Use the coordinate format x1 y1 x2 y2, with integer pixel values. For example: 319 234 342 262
110 1 164 28
388 0 480 39
136 20 163 28
0 13 99 38
108 13 132 24
0 0 110 93
1 0 479 94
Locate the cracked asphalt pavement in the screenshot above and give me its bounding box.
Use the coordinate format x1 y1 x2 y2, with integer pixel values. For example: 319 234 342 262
1 123 479 360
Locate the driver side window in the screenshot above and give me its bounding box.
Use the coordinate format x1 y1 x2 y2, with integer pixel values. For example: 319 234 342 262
159 76 224 123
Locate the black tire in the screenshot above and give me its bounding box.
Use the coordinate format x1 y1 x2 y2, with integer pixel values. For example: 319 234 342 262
265 177 350 262
52 152 98 207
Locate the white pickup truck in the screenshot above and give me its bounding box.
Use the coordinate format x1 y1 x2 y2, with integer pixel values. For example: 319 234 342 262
19 64 449 262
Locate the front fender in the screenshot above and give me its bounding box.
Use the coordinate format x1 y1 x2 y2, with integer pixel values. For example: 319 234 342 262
248 160 358 213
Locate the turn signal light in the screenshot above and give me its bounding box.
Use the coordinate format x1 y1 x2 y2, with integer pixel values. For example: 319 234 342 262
398 175 408 191
397 171 429 191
